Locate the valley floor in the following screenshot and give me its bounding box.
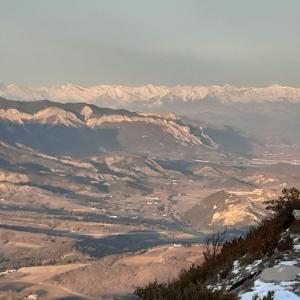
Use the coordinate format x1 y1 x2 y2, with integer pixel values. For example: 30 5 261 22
0 243 205 299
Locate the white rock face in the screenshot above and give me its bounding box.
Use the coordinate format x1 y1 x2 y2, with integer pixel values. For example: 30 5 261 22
32 107 84 126
0 107 85 127
0 103 211 146
80 105 94 121
0 109 31 124
86 113 208 146
211 203 260 226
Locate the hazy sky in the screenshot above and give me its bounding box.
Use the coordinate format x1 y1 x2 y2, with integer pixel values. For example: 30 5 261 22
1 0 300 86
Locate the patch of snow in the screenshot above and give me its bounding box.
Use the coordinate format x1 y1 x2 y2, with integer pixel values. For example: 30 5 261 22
239 279 300 300
294 244 300 250
232 260 241 274
278 261 298 266
245 260 262 272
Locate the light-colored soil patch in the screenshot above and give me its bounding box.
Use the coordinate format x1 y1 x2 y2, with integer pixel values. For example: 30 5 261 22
18 263 86 284
120 244 204 266
12 242 42 249
120 254 164 265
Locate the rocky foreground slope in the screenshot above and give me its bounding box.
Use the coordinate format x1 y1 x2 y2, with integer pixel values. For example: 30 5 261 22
215 222 300 299
136 188 300 300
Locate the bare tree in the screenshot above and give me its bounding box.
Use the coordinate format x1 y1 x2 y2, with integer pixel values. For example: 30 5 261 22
203 228 227 262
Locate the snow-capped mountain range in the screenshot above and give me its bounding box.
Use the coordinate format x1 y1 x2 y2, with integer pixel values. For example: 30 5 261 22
1 84 300 108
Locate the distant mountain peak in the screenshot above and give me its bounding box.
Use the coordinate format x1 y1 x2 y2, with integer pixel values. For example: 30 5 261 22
1 84 300 107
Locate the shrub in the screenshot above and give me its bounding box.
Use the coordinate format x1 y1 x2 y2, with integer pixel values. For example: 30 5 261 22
290 220 300 234
252 290 274 300
277 234 293 251
135 282 236 300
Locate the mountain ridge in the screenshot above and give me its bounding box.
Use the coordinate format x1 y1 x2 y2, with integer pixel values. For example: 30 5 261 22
0 97 232 159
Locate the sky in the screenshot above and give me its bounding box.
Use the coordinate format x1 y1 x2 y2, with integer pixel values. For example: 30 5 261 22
1 0 300 86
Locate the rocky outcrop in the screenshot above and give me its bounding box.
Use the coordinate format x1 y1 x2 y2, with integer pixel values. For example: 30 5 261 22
293 209 300 221
0 170 28 183
32 107 85 127
0 108 31 124
260 265 300 282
